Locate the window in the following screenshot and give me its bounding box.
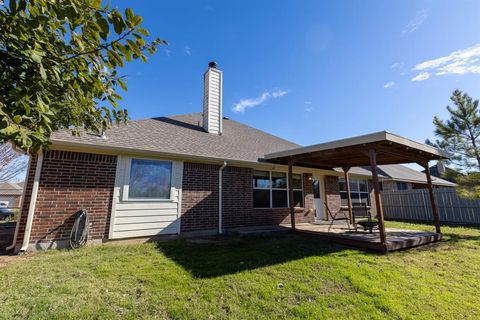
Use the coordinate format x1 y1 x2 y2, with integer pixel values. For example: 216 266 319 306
292 174 304 207
253 170 270 208
339 178 370 206
396 182 408 190
253 170 303 208
128 159 172 200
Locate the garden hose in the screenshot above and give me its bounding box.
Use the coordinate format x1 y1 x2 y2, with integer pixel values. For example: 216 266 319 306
69 209 89 249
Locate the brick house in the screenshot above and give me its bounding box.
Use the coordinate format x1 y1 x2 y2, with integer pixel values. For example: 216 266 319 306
9 62 454 252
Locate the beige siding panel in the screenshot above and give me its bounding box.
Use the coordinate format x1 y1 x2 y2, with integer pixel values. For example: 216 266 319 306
115 215 179 224
110 157 183 239
113 227 178 238
115 201 178 211
115 208 178 217
114 221 178 232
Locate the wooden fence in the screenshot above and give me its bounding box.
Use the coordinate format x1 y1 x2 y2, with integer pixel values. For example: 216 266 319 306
381 189 480 225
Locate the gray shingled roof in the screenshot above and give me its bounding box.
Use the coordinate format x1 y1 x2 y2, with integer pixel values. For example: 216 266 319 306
345 165 456 187
51 113 300 163
0 182 24 195
51 113 455 187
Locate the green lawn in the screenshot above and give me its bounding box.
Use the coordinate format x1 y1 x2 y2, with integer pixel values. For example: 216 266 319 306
1 221 479 320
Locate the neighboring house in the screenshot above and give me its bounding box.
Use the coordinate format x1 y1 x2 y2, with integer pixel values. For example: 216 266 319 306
423 162 461 184
10 62 450 251
342 164 456 195
0 182 24 208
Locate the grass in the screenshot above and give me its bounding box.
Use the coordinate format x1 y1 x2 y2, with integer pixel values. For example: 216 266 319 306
0 221 479 319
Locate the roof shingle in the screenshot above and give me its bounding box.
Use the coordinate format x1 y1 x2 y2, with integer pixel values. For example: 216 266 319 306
51 113 299 163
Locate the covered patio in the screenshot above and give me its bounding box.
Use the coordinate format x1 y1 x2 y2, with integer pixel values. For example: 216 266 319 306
264 131 449 252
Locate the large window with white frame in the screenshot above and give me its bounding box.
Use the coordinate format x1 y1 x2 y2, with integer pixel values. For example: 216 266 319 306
253 170 303 208
338 178 370 206
125 158 173 200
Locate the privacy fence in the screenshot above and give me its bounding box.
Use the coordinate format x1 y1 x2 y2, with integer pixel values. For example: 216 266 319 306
381 189 480 225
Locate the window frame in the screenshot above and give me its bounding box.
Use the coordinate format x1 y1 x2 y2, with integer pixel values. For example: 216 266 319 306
253 170 304 209
122 157 175 202
339 178 370 207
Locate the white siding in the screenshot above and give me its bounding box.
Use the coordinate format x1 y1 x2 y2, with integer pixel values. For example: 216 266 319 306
202 67 222 135
109 156 183 239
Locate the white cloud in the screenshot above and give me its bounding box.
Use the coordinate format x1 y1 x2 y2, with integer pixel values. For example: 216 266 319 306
164 49 171 57
304 100 312 105
411 72 430 82
383 81 396 88
184 46 191 56
304 107 313 112
232 89 288 113
411 44 480 81
403 9 428 34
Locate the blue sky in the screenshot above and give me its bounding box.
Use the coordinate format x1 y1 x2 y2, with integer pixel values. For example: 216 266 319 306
115 0 480 147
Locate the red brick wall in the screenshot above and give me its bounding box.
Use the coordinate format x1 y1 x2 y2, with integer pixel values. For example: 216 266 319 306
324 175 379 217
325 175 341 215
16 151 117 248
181 163 315 233
180 162 220 233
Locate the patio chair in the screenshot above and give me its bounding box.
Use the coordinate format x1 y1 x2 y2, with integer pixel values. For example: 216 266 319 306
352 203 376 233
324 202 352 232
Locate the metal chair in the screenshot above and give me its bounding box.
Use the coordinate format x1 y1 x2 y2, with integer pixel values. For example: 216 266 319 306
324 201 352 232
352 203 376 233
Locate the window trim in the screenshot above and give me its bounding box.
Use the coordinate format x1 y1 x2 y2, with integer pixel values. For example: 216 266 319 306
253 170 304 209
339 178 370 206
122 157 175 202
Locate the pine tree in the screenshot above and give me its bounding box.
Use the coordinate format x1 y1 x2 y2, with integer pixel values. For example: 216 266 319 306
427 89 480 199
427 89 480 172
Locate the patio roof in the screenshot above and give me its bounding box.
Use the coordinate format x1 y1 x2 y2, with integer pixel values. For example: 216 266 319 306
264 131 449 168
265 131 447 250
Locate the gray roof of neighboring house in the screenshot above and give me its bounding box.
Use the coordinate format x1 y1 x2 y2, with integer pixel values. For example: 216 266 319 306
345 165 456 187
51 113 300 164
0 182 24 196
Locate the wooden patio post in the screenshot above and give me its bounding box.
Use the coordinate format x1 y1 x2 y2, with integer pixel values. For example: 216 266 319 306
368 148 387 245
422 161 441 234
288 159 295 230
342 167 353 223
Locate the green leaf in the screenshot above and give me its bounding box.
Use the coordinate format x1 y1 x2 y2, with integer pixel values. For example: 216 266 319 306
125 8 134 21
13 115 22 124
132 16 142 26
117 79 128 91
28 50 44 63
97 16 109 41
136 27 149 36
39 64 47 80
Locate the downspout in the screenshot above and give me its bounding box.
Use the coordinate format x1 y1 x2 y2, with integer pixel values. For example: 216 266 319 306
20 150 44 252
218 161 227 234
6 154 32 251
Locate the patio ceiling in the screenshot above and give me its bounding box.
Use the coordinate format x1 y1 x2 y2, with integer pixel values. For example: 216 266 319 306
263 131 449 168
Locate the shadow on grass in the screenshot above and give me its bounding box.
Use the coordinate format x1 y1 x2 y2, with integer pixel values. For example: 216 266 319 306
155 232 366 278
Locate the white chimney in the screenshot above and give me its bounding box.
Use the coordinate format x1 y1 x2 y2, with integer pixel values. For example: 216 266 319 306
202 61 223 135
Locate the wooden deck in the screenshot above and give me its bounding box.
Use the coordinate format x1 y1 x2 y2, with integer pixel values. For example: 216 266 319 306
294 222 442 252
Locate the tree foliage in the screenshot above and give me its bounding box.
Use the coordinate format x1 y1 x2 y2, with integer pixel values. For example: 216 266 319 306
427 89 480 172
428 89 480 199
455 172 480 200
0 0 165 153
0 143 27 182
